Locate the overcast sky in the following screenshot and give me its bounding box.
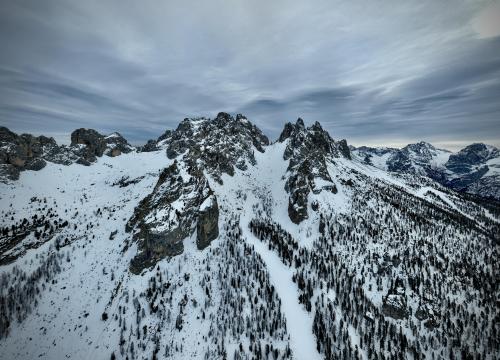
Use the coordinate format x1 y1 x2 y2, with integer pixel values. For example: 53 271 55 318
1 0 499 150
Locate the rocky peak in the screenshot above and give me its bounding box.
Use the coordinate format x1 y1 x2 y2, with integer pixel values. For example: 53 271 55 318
0 127 59 181
70 128 107 165
401 141 448 162
443 143 499 196
411 140 433 147
385 141 450 176
71 128 106 149
354 140 500 200
164 112 269 183
279 118 350 161
104 132 134 157
139 129 173 152
278 119 349 223
215 111 232 122
126 113 269 271
278 118 305 143
70 128 134 164
1 126 135 182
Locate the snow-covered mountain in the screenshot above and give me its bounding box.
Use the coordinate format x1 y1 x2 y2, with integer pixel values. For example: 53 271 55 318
352 141 500 200
0 114 498 360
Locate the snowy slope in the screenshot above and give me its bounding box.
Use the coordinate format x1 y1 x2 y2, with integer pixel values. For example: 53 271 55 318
0 115 499 360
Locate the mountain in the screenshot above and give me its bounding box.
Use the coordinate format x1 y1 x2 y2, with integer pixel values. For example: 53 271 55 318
352 141 500 200
0 114 498 360
445 143 500 199
0 127 135 182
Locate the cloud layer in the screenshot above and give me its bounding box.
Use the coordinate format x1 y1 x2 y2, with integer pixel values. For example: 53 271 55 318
0 0 499 149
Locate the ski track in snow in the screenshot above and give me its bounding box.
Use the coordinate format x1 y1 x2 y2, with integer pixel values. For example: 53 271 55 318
214 143 322 360
226 143 322 360
244 229 321 360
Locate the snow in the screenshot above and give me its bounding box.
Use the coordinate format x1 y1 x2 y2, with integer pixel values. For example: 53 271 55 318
199 195 215 211
245 231 321 360
369 152 391 170
0 149 172 359
209 142 323 359
430 149 451 168
485 157 500 175
105 132 121 139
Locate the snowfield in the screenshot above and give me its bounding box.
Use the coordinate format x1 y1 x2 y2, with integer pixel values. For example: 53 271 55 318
0 117 498 360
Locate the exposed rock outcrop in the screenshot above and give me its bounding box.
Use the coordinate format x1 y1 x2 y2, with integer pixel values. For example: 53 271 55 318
196 195 219 250
0 127 56 181
0 127 136 181
164 112 269 183
71 128 134 163
278 119 350 223
104 132 135 157
382 294 408 320
127 160 219 274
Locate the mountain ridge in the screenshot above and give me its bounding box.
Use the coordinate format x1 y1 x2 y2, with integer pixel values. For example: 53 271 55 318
2 113 499 201
0 112 498 359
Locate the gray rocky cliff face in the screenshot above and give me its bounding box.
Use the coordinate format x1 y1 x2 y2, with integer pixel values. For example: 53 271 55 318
279 119 349 223
70 128 107 164
71 128 134 164
126 159 219 274
0 127 56 181
196 195 219 250
164 112 269 183
104 132 135 157
0 127 135 181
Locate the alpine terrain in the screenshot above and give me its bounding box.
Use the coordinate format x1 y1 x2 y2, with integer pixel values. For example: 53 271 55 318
0 113 498 360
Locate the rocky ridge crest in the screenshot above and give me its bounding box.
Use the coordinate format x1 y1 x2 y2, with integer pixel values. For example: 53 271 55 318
125 112 268 272
278 118 351 223
0 127 135 181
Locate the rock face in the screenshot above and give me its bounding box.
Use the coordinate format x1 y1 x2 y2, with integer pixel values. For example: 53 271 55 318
196 195 219 250
443 144 500 198
138 130 173 152
0 127 57 181
139 113 269 181
164 112 269 183
104 132 135 157
70 129 134 164
388 142 450 175
382 294 408 320
0 127 135 181
71 128 107 163
127 160 218 274
446 143 498 174
353 142 451 177
278 119 349 223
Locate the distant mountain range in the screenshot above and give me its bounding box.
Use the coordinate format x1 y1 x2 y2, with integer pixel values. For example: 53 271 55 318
352 141 500 200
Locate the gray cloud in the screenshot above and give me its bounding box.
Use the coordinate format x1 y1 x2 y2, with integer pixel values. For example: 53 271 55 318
0 0 499 149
